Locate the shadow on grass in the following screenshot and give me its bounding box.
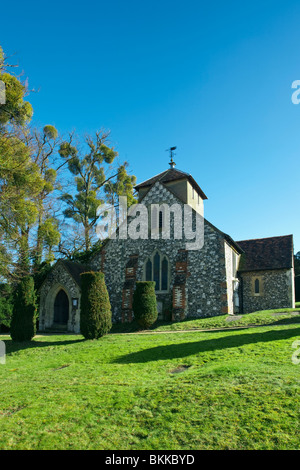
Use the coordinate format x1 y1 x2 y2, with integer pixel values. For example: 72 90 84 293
113 326 300 363
110 314 300 335
3 337 85 354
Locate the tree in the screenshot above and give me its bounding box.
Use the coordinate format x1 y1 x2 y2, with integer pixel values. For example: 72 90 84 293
59 130 136 254
0 46 67 280
80 271 112 339
0 46 33 126
25 124 62 267
10 276 37 341
0 283 13 332
0 45 44 280
132 281 158 329
0 127 44 278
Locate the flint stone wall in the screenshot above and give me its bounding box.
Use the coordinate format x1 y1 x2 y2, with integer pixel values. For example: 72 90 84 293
90 181 231 322
240 268 295 313
39 262 81 333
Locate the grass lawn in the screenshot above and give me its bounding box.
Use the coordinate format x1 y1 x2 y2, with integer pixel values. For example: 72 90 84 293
111 307 300 333
1 320 300 449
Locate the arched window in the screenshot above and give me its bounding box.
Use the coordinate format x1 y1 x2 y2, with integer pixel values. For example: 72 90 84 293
145 259 152 281
143 251 169 292
161 257 168 291
159 211 163 229
254 278 260 295
151 206 165 231
153 252 160 289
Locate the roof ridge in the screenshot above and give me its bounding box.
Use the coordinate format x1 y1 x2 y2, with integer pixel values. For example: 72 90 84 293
135 168 190 187
61 259 89 267
237 234 293 243
157 169 171 181
134 167 208 200
135 169 169 188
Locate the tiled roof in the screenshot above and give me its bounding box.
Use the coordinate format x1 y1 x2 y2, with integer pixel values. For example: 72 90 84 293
236 235 294 272
134 168 208 200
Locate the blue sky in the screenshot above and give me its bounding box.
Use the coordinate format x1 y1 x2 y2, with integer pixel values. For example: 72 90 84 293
1 0 300 251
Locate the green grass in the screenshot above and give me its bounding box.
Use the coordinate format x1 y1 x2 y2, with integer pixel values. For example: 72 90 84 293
111 308 300 334
1 321 300 449
296 302 300 308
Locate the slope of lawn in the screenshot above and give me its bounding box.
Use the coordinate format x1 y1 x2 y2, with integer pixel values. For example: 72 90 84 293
111 308 300 334
153 308 300 332
1 322 300 450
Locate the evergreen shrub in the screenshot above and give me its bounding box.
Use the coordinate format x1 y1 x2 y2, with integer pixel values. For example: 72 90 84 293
80 271 112 339
10 276 37 342
132 281 158 329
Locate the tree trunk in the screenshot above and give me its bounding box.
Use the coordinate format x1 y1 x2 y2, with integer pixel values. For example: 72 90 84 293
18 226 30 275
34 210 44 268
84 222 90 253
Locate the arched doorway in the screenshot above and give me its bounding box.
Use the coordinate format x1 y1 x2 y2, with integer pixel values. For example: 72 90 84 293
53 289 69 326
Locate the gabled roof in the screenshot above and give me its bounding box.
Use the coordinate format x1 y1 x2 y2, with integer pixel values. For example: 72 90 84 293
134 168 208 200
38 259 89 292
60 260 89 286
236 235 294 272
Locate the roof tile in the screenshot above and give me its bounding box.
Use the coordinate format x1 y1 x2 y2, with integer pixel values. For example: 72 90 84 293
236 235 294 272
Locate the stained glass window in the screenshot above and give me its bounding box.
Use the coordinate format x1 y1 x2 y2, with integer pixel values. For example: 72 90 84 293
153 252 160 291
161 257 168 291
146 259 152 281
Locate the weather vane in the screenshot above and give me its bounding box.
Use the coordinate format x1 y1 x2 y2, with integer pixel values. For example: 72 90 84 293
167 146 176 168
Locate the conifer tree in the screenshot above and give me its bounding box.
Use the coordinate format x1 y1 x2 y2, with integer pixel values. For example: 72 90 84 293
10 276 37 341
80 271 112 339
132 281 158 329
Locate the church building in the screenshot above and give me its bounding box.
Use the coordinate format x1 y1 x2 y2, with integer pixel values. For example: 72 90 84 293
38 159 295 333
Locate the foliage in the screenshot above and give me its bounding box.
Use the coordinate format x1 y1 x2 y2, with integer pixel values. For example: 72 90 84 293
10 276 37 341
0 47 33 127
0 46 137 277
0 129 44 277
0 46 67 280
28 124 62 266
80 271 112 339
59 130 136 253
0 283 14 330
0 48 31 125
132 281 158 329
32 261 53 310
68 239 103 264
0 45 46 279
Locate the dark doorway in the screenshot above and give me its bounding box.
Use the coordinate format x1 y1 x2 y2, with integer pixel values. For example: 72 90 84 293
54 289 69 325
